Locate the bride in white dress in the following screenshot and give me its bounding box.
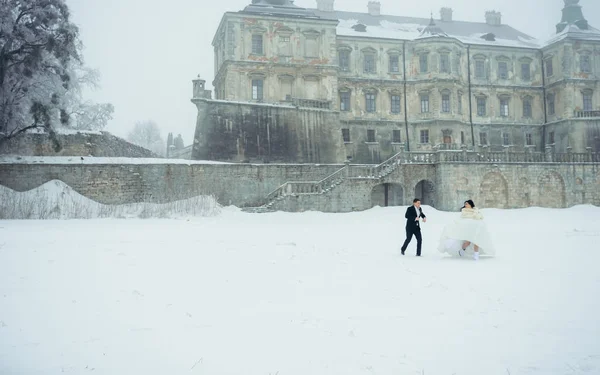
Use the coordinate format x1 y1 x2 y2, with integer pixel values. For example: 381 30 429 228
437 200 495 260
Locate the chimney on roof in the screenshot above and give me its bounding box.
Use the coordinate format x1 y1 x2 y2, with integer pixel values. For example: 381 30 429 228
440 7 452 22
368 1 381 16
485 10 501 26
316 0 334 12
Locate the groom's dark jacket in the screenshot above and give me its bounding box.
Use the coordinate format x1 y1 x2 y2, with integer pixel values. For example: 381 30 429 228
404 205 426 229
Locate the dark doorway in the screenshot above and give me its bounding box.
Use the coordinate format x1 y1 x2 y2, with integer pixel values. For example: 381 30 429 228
414 180 435 207
371 183 404 207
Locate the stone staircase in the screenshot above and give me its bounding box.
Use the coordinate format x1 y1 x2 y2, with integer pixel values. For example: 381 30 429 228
242 151 436 213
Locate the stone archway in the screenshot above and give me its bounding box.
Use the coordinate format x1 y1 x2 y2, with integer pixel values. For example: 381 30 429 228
537 171 566 208
371 183 404 207
479 172 509 208
414 180 435 207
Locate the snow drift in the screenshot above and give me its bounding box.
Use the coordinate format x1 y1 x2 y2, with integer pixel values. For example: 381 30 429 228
0 180 220 219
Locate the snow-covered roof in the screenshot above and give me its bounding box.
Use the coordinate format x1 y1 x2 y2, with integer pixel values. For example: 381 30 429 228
543 23 600 47
313 9 541 49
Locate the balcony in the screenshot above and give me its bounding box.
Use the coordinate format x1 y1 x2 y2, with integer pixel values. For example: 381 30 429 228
574 110 600 118
291 97 331 110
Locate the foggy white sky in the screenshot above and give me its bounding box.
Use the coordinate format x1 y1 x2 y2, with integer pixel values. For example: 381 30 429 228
65 0 600 144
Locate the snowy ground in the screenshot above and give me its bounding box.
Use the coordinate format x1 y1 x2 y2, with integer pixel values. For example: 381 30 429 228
1 205 600 374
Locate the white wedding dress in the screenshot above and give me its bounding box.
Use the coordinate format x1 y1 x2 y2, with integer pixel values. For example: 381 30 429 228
438 207 496 257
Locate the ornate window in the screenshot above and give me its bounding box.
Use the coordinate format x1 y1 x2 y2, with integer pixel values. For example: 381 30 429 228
420 93 430 113
498 61 509 79
476 95 487 116
363 47 377 74
251 34 263 55
441 90 451 113
580 52 592 73
479 132 488 145
520 57 532 80
547 93 556 115
440 53 450 73
303 30 320 58
251 79 263 100
339 89 351 111
365 91 377 113
366 129 376 142
342 128 350 142
419 53 428 73
276 27 293 56
278 74 294 101
473 55 486 78
338 46 351 71
545 57 554 77
387 50 401 73
583 89 593 111
499 95 510 117
522 96 532 118
390 92 401 114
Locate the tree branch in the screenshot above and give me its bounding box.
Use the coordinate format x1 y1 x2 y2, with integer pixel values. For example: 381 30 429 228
0 123 46 145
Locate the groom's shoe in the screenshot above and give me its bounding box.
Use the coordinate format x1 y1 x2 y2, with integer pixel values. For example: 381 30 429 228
401 249 405 255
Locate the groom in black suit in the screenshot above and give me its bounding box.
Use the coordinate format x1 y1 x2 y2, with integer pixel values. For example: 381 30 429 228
401 198 427 256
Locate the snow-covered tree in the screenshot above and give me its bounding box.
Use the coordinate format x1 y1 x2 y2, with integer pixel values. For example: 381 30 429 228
61 65 114 131
128 121 165 156
174 134 184 149
0 0 80 143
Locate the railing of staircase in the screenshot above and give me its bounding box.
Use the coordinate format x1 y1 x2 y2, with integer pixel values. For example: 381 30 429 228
264 165 349 201
313 165 348 193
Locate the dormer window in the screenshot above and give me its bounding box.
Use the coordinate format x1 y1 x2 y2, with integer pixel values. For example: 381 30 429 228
352 23 367 32
481 33 496 41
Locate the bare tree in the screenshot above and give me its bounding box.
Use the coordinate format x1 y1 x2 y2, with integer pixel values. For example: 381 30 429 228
127 120 165 156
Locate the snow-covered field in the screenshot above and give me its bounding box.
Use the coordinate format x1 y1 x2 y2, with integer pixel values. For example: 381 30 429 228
1 201 600 374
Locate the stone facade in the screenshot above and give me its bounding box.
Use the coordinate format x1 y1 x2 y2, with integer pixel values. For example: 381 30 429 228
193 0 600 164
0 162 342 207
0 131 158 158
1 151 598 212
191 97 345 163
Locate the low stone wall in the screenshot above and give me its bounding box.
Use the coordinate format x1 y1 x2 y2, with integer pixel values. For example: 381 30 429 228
0 131 157 158
0 162 342 207
0 159 598 211
435 163 600 211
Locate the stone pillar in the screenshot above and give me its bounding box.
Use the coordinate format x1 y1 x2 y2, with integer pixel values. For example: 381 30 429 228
461 144 468 162
586 147 592 162
545 145 554 162
399 142 406 163
504 145 511 162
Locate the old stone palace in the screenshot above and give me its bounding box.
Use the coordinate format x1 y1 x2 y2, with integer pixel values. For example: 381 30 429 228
193 0 600 165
